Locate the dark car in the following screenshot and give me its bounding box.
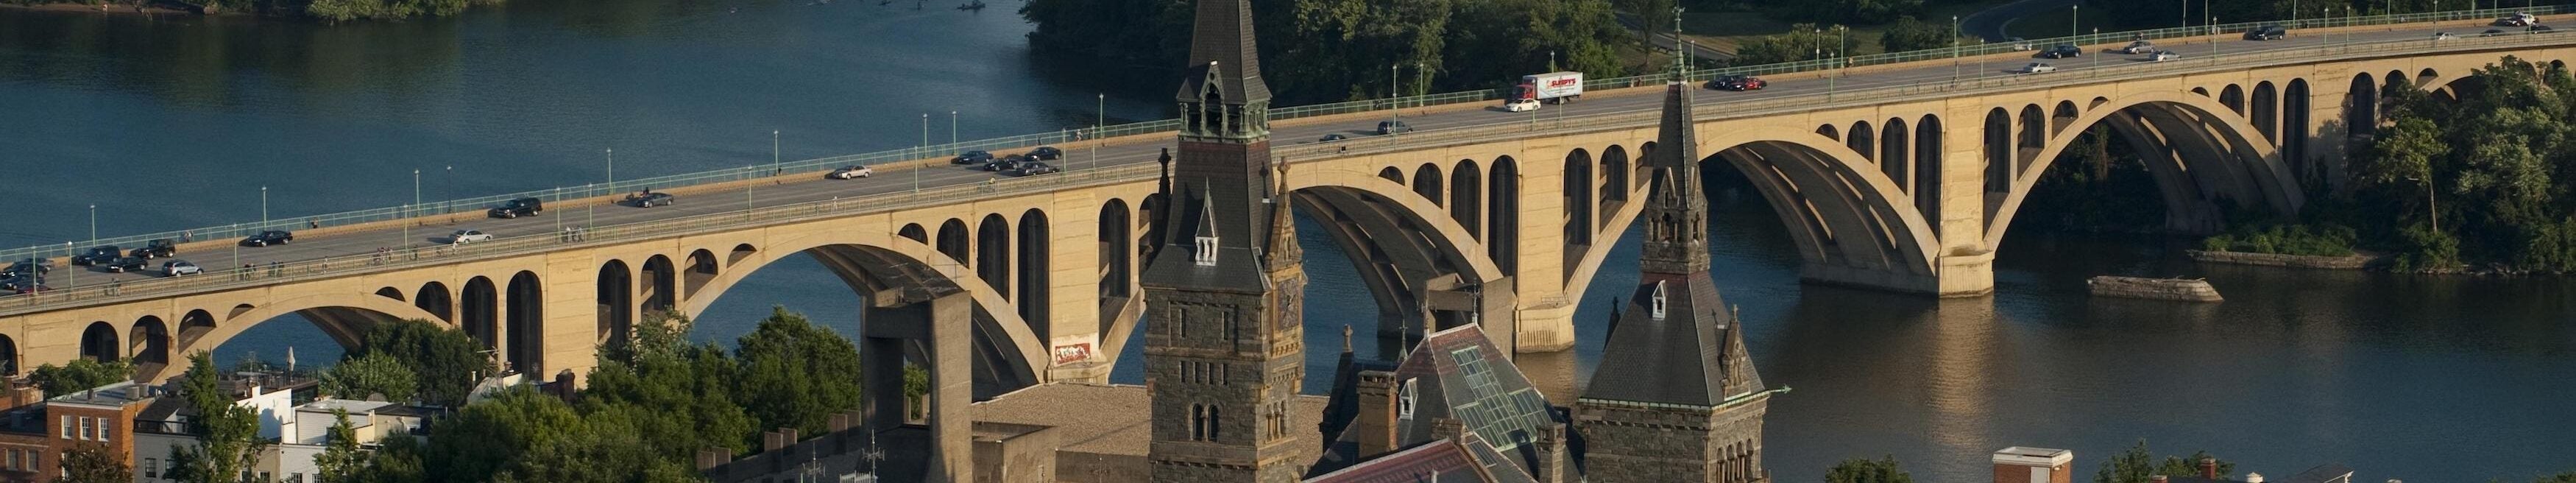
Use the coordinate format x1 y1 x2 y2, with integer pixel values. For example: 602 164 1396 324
130 239 177 259
951 150 994 164
627 191 677 208
488 197 543 219
1318 133 1349 142
71 246 122 266
2483 28 2509 37
1705 74 1766 91
2530 24 2557 33
241 230 294 247
2244 25 2286 40
1026 147 1063 161
1012 162 1061 176
1376 121 1415 135
2038 44 2081 59
1 277 46 295
981 155 1030 172
1 260 49 278
101 256 147 273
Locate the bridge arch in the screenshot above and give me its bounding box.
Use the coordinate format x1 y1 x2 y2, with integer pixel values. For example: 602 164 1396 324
1599 146 1630 213
1412 163 1444 206
197 292 450 358
1099 200 1135 300
1290 166 1507 335
1015 208 1051 340
0 334 15 376
1914 114 1944 223
936 219 970 264
1697 124 1940 279
1563 149 1595 248
977 214 1011 297
1987 89 2305 245
80 321 118 362
461 276 498 350
1378 166 1404 184
1880 118 1910 187
374 287 405 302
1847 120 1876 162
130 315 171 369
685 249 719 299
506 271 545 376
2252 82 2279 142
2221 84 2246 113
415 281 454 322
899 223 928 244
640 255 676 314
1486 156 1520 276
2348 73 2379 138
598 259 634 345
1451 160 1483 237
671 231 1047 392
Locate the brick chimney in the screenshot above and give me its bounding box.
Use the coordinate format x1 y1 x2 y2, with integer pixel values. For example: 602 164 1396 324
1354 370 1401 457
2201 457 2218 479
1529 422 1571 483
1992 447 2074 483
1429 417 1465 442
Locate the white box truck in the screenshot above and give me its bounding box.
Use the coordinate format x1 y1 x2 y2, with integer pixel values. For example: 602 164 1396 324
1513 71 1583 105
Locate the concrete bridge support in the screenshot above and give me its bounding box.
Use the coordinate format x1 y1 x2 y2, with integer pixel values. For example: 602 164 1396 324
860 290 972 483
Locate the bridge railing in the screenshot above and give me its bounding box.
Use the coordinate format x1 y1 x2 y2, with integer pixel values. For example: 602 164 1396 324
10 31 2570 314
5 5 2564 269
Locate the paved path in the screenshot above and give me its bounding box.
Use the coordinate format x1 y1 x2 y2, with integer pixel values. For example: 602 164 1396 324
13 21 2505 300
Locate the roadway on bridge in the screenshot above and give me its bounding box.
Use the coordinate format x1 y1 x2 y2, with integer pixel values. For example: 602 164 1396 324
24 21 2501 300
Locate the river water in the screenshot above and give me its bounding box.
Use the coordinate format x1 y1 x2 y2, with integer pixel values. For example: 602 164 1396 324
3 3 2571 482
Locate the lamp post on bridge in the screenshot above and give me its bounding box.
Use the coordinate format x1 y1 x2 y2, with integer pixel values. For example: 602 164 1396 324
260 186 269 228
409 169 420 249
1094 94 1104 175
1952 15 1961 82
951 110 960 147
88 205 96 246
773 130 781 174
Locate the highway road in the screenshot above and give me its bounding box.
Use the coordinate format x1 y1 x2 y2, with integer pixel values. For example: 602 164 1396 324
7 19 2526 301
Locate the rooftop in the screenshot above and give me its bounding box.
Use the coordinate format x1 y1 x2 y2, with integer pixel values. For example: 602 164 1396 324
46 381 160 408
1992 446 2074 466
971 382 1328 457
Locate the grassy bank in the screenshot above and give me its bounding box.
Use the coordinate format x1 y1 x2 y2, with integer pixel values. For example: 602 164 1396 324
1678 0 2011 58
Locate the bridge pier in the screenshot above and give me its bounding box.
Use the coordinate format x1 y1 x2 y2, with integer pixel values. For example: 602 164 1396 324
859 289 972 483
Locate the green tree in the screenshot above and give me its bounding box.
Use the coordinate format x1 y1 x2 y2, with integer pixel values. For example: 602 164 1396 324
733 307 865 439
1730 24 1835 66
1878 16 1951 54
314 409 367 483
320 352 420 402
351 319 494 407
166 352 270 483
351 434 428 483
61 442 132 483
580 314 755 457
424 387 587 483
2093 440 2232 483
29 358 132 396
1826 455 1914 483
904 364 931 420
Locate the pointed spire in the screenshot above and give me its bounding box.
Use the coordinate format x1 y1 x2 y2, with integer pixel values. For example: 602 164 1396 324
1651 79 1700 169
1639 79 1713 275
1264 158 1301 271
1175 0 1270 105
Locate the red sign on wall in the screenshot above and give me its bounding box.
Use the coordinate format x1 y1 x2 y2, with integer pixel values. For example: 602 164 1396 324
1052 343 1094 365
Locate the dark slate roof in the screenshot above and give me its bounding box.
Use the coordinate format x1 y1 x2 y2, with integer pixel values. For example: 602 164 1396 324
1648 80 1699 169
1312 325 1560 476
1318 333 1398 445
1306 434 1536 483
1580 274 1763 407
1174 0 1271 105
1141 180 1270 292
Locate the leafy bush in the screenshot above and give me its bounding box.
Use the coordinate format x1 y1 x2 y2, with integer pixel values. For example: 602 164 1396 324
2200 224 2356 257
2393 224 2460 272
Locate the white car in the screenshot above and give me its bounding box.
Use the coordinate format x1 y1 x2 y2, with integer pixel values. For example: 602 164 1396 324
1503 99 1540 113
162 261 202 277
2148 51 2182 62
829 165 874 179
2119 40 2154 54
450 229 494 244
2432 32 2460 40
2019 63 2057 74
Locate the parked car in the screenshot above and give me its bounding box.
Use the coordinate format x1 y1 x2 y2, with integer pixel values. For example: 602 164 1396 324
981 155 1030 172
102 256 147 273
130 239 177 259
2149 51 2183 62
1705 74 1766 91
488 197 543 219
627 191 676 208
1026 147 1063 161
2243 24 2286 40
71 246 122 266
1504 98 1540 112
2119 40 2156 54
1376 121 1415 135
241 230 294 247
950 150 995 165
162 261 202 277
450 229 494 244
828 165 875 179
2019 63 2058 74
1013 162 1061 176
1 260 49 278
1317 133 1349 142
2039 44 2081 59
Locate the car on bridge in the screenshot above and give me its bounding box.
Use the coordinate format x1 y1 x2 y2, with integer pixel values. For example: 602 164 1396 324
2038 44 2081 59
2118 40 2156 54
626 191 676 208
1012 161 1060 176
1705 74 1766 91
2244 24 2286 40
2498 13 2537 27
2149 51 2182 62
2006 37 2032 51
1377 121 1415 135
1504 98 1540 112
1027 147 1063 161
1 260 48 278
982 155 1030 172
2017 63 2057 74
241 230 294 247
130 239 177 259
162 261 202 277
449 229 495 244
951 150 994 165
828 165 874 179
488 197 543 219
1 277 48 295
101 256 148 273
71 246 121 266
2433 32 2460 40
1317 133 1348 142
2482 28 2510 37
2530 24 2557 34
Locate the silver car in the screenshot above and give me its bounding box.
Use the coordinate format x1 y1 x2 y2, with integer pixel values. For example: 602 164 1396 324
162 261 202 277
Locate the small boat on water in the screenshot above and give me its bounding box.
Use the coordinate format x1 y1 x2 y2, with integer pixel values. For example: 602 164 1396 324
957 0 985 10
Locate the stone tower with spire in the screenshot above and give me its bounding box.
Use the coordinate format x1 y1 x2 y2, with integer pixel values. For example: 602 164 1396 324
1571 69 1782 483
1140 0 1307 480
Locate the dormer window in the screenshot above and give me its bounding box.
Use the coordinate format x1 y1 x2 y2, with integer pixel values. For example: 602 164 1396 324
1195 235 1219 266
1650 281 1669 320
1398 378 1418 418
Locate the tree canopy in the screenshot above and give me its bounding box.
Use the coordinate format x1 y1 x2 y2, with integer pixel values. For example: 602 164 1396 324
734 307 866 438
320 352 420 402
350 319 494 407
61 443 132 483
1826 455 1914 483
29 358 131 396
2349 56 2576 272
166 352 270 483
2093 440 2233 483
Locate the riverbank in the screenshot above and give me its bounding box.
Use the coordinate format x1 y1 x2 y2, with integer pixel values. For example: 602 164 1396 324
0 1 199 15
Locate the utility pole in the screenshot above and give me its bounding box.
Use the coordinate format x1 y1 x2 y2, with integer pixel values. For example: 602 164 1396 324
2070 4 2079 39
1095 94 1105 174
772 130 781 173
950 110 959 147
410 169 420 248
